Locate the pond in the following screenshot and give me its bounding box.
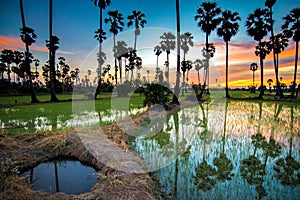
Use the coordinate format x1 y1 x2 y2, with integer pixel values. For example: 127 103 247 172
20 158 98 195
131 100 300 199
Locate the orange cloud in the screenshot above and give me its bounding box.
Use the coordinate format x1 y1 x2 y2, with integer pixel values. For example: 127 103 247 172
0 35 75 55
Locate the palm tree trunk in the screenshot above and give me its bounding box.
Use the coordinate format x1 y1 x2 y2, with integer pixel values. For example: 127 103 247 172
113 34 118 84
225 41 230 98
134 32 137 51
206 33 210 95
49 0 58 102
291 40 299 99
172 0 180 104
119 58 122 84
19 0 39 103
182 72 185 96
95 7 103 99
197 70 200 85
258 40 264 99
166 52 169 83
156 55 159 69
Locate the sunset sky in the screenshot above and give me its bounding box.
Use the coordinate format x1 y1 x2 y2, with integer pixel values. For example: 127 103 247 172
0 0 299 87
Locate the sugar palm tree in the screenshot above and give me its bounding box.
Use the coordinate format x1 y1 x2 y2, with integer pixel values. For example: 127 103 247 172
0 49 14 83
0 62 6 80
265 0 283 97
246 8 270 99
91 0 111 97
160 32 176 84
194 59 204 85
154 45 162 70
282 8 300 99
217 10 241 98
180 32 194 62
113 40 127 84
173 0 181 104
195 1 222 95
47 0 59 102
105 10 124 84
127 10 147 51
267 79 273 93
19 0 39 103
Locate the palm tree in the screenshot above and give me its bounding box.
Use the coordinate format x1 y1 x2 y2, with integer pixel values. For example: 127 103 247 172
282 8 300 99
195 1 222 95
173 0 181 104
0 62 6 80
154 45 162 69
127 10 147 51
160 32 176 84
265 0 284 98
19 0 39 103
267 79 273 93
180 32 194 61
91 0 111 98
250 63 258 93
194 59 204 85
217 10 241 98
48 0 59 102
113 40 128 84
105 10 124 84
246 8 270 99
0 49 14 83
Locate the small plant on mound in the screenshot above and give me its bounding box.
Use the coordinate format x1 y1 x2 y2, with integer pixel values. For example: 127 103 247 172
143 83 173 108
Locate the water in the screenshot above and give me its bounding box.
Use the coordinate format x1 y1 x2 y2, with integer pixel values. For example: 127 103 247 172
20 159 98 195
131 101 300 199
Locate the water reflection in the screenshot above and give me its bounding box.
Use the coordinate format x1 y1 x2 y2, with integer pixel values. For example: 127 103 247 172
132 101 300 199
0 105 146 134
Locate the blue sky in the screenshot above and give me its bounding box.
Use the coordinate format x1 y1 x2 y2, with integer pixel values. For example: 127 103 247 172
0 0 299 86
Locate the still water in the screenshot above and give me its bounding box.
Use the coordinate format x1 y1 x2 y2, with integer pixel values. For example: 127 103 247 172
20 159 98 195
132 101 300 199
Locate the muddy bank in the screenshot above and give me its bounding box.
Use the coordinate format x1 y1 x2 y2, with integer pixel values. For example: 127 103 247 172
0 125 161 200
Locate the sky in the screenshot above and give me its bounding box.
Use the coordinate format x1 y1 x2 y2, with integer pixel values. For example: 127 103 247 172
0 0 299 87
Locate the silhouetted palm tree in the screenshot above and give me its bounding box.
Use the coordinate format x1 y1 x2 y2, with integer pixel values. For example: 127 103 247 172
47 0 59 102
173 0 181 104
160 32 176 84
113 40 127 84
91 0 111 98
194 59 204 85
105 10 124 84
19 0 39 103
217 10 241 98
127 10 147 51
246 8 270 99
154 45 162 73
0 49 14 83
180 32 194 61
0 62 7 80
282 8 300 99
195 1 222 95
265 0 284 98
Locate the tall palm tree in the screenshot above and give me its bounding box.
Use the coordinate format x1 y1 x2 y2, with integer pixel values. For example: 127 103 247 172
91 0 111 98
180 32 194 62
246 8 270 99
0 49 14 83
217 10 241 98
48 0 59 102
160 32 176 84
195 1 222 95
154 45 162 69
194 59 204 85
173 0 181 104
127 10 147 51
19 0 39 103
113 40 127 84
282 8 300 99
265 0 283 97
105 10 124 84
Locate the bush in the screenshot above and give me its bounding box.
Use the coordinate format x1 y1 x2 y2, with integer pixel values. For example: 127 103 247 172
143 83 173 107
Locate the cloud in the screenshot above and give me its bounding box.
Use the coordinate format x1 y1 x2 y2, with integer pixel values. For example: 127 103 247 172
0 35 75 55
